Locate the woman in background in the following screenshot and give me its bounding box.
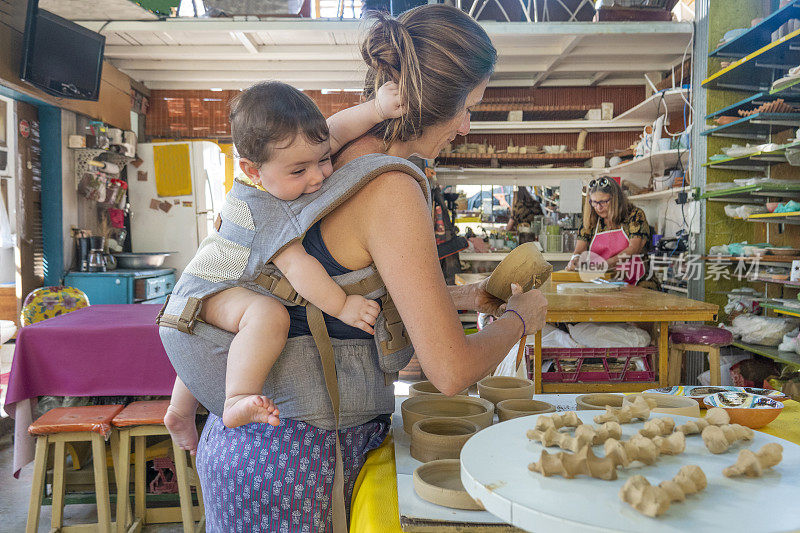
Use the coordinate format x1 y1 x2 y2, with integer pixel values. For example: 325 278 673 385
566 176 651 285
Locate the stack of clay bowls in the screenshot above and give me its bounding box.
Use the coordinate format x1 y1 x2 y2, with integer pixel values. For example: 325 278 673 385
478 376 536 409
401 395 493 434
410 417 480 462
495 399 555 422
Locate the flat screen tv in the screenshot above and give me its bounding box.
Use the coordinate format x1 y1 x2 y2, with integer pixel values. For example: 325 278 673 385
20 2 105 101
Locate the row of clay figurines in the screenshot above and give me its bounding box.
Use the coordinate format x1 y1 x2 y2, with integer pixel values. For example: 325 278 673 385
525 396 783 517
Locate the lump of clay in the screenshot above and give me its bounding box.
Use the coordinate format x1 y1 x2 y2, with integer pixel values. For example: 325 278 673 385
701 424 754 454
486 242 552 302
723 443 783 478
534 411 581 432
677 418 709 435
593 396 653 424
619 465 707 517
529 444 617 480
639 417 675 438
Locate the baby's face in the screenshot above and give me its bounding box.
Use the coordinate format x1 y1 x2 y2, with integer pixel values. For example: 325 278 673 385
256 134 333 201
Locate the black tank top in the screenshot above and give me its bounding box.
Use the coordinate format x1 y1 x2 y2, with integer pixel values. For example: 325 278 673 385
287 220 377 340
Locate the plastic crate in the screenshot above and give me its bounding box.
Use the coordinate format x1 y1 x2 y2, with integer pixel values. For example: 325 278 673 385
526 346 656 383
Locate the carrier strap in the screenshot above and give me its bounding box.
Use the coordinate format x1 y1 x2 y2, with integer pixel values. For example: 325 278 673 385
307 304 347 533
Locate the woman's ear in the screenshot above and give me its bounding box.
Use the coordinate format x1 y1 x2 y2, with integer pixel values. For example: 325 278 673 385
239 159 262 184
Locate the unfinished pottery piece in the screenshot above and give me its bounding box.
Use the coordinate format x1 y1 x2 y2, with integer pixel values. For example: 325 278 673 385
703 392 784 428
477 376 535 407
623 393 700 418
485 242 552 302
408 381 469 397
576 393 624 410
401 395 494 434
413 459 484 511
410 417 480 462
496 399 556 422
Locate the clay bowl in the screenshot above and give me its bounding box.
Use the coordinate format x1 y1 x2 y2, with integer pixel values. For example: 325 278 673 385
703 392 784 428
623 393 700 417
486 242 552 302
575 393 624 410
401 395 493 434
410 417 480 463
477 376 535 407
409 381 468 397
496 399 555 422
413 459 483 510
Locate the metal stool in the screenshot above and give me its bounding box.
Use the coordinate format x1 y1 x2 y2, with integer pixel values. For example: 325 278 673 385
26 404 124 533
668 325 734 386
111 400 204 533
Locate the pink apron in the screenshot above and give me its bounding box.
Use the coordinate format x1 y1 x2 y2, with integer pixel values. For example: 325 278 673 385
589 222 644 285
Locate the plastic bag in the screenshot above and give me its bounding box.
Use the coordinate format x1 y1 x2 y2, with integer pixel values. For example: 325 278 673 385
567 322 651 348
727 315 799 346
542 324 582 348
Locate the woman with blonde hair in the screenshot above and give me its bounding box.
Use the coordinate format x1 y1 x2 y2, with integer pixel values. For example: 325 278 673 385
188 5 548 532
565 176 651 285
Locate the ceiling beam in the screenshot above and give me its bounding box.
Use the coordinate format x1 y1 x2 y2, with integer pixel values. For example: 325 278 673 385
588 72 610 86
230 31 259 54
531 35 582 87
78 18 693 36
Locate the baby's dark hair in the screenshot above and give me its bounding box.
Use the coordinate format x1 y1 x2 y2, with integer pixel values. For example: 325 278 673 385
229 81 329 165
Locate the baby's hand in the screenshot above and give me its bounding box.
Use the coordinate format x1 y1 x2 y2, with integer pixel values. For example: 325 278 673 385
374 81 404 121
337 295 380 334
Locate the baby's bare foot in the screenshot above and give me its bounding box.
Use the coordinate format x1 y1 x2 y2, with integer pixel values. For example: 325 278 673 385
164 405 199 455
222 395 281 428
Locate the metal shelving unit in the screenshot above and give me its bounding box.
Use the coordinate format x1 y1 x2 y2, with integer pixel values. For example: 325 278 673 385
710 0 800 58
701 112 800 139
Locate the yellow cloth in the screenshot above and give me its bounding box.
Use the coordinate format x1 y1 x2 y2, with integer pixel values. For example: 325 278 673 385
351 402 800 532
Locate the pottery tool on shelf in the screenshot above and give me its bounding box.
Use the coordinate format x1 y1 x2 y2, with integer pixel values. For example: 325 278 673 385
484 242 553 371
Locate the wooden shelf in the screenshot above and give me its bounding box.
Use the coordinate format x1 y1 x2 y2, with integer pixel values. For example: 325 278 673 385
702 180 800 201
710 1 800 59
434 167 596 187
437 151 594 165
614 88 690 123
702 112 800 139
762 301 800 318
467 119 650 134
703 142 793 170
751 277 800 287
470 104 592 121
703 28 800 92
605 149 689 176
732 341 800 368
627 186 692 202
747 211 800 224
705 85 800 120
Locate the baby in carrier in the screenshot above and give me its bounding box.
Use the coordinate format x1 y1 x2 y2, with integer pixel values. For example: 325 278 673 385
164 80 404 453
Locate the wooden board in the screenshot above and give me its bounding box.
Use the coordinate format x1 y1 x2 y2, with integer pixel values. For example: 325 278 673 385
461 412 800 533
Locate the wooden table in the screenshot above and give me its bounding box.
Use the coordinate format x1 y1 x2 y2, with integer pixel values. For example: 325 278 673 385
531 286 718 393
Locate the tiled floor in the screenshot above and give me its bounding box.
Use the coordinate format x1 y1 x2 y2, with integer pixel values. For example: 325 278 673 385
0 434 184 532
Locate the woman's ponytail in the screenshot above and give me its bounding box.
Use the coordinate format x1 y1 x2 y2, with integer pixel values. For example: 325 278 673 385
361 12 423 147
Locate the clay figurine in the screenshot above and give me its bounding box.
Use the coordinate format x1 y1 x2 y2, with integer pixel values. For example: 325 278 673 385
639 417 676 438
529 444 617 481
723 443 783 478
534 411 581 432
526 422 621 452
619 465 707 517
701 424 754 454
593 396 654 424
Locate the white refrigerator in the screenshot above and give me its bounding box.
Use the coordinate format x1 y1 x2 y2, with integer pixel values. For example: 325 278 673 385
127 141 227 276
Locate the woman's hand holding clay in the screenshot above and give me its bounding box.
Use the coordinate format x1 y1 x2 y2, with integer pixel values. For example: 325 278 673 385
505 283 547 336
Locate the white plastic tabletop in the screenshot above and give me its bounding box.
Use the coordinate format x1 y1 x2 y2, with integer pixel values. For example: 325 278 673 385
461 411 800 533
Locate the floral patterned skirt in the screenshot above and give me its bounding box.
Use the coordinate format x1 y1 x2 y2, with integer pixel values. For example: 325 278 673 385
196 414 390 533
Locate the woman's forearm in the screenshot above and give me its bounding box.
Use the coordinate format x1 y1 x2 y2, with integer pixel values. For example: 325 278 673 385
447 283 476 311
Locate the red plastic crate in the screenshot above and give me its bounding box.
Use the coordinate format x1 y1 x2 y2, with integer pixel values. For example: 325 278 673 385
526 346 656 383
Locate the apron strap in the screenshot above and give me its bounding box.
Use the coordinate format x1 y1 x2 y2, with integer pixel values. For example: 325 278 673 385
307 304 347 533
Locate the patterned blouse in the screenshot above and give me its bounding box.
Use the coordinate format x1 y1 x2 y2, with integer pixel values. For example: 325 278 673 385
577 206 651 245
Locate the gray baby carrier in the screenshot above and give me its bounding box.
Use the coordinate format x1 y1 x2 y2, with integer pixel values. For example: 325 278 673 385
158 153 430 533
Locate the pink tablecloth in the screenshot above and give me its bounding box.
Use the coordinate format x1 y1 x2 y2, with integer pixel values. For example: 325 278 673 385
5 304 176 476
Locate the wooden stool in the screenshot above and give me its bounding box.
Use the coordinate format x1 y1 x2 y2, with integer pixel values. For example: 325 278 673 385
668 325 733 386
111 400 204 533
26 404 124 533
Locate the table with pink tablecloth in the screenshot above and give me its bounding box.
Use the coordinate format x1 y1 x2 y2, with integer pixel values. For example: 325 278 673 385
4 304 176 476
